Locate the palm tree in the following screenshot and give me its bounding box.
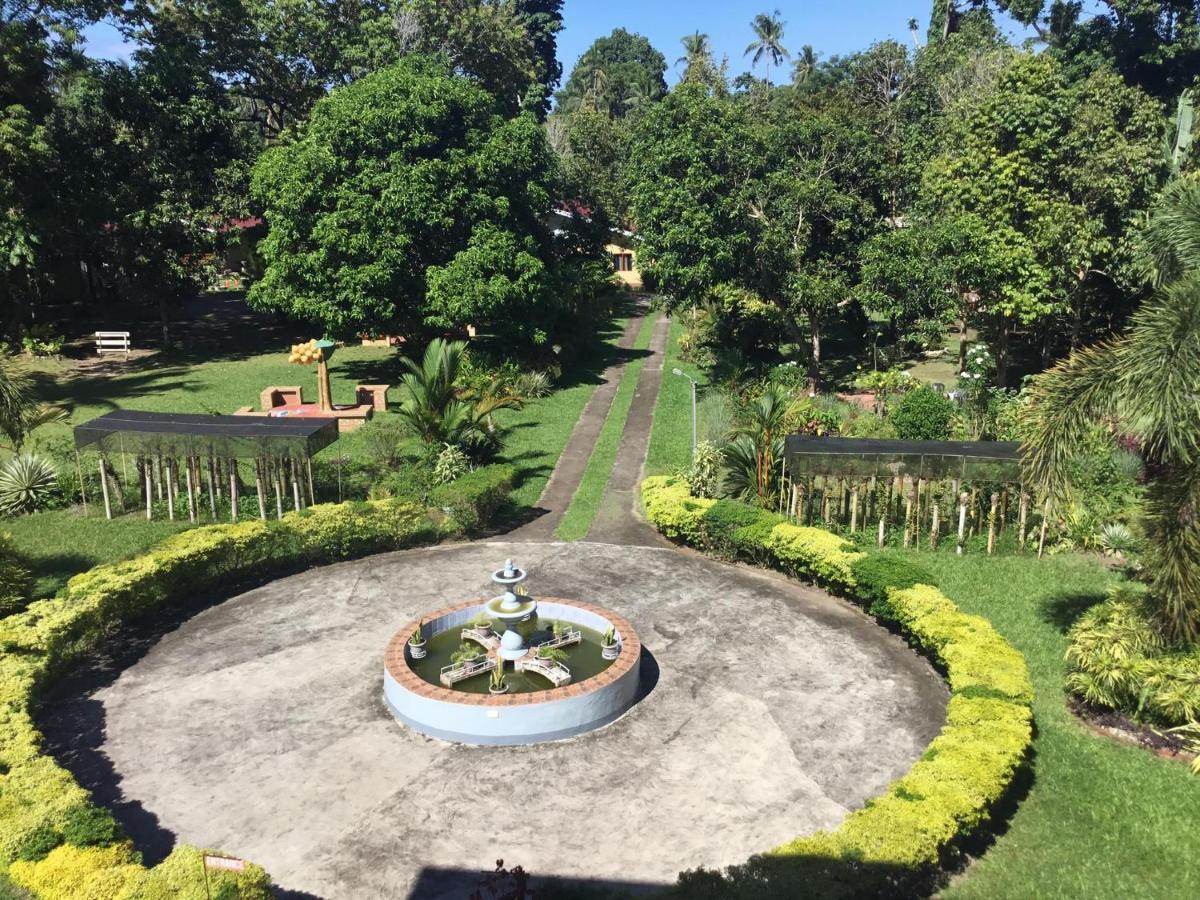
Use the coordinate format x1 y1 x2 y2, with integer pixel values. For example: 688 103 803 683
677 31 712 81
745 10 790 85
0 353 65 451
586 65 610 113
791 45 817 86
1021 179 1200 644
395 339 522 459
724 386 790 504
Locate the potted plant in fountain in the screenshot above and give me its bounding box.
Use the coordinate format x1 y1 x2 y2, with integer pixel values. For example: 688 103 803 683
468 612 493 635
408 625 427 659
601 627 619 660
452 643 482 669
489 665 508 695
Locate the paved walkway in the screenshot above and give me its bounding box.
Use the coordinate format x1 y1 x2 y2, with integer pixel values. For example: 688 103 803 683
586 312 671 547
41 541 947 899
507 302 652 541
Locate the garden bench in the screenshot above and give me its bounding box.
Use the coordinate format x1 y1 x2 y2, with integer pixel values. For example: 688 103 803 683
95 331 131 359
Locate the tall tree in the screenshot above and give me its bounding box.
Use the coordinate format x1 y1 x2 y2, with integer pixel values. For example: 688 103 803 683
249 56 565 345
556 28 667 118
745 9 790 84
791 45 817 85
626 84 757 309
514 0 565 119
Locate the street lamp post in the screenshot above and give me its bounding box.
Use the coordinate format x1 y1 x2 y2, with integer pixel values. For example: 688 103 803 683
672 368 699 454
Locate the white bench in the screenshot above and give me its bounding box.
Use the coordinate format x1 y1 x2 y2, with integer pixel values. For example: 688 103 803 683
95 331 131 359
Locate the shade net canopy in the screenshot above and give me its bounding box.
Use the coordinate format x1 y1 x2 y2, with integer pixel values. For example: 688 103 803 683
74 410 339 459
785 435 1023 482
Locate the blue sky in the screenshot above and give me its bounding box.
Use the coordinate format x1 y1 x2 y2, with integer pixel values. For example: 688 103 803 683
82 2 1051 77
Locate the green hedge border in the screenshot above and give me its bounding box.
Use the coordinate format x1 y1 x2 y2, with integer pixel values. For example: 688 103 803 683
0 466 513 899
642 476 1033 898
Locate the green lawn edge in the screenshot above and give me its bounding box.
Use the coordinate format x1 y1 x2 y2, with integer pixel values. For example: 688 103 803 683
554 312 660 541
645 315 708 477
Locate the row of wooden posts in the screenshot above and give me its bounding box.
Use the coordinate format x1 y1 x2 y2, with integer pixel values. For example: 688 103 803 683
778 474 1051 556
80 452 318 523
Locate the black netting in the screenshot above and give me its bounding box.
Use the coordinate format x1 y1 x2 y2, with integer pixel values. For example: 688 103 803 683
74 410 340 459
784 436 1022 482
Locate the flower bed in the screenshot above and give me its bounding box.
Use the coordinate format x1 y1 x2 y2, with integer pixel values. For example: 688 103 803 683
0 468 513 898
642 476 1033 898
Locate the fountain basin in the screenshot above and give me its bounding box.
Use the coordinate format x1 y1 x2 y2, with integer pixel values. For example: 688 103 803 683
383 598 641 746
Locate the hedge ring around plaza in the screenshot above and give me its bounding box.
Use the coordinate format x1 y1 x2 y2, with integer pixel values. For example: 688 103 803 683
0 472 1031 899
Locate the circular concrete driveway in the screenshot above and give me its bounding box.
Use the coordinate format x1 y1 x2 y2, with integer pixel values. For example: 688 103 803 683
51 541 947 898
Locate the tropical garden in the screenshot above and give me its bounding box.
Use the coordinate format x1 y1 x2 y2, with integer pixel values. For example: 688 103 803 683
1 0 1200 897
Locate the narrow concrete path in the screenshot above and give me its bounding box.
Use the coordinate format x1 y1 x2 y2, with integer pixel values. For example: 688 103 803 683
586 313 672 547
507 302 651 541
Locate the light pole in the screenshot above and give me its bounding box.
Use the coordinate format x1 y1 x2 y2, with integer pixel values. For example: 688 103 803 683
672 368 699 454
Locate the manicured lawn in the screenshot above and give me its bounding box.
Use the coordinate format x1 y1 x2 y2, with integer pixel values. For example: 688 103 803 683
554 312 659 540
920 552 1200 899
7 304 634 597
645 316 709 478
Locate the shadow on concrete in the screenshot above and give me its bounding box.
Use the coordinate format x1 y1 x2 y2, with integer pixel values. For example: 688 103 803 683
406 862 665 899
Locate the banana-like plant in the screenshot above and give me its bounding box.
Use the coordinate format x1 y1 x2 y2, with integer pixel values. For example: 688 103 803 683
1022 179 1200 644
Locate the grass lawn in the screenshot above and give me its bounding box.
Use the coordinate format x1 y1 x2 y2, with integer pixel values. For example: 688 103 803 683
7 304 634 598
554 312 659 541
645 316 710 478
920 552 1200 899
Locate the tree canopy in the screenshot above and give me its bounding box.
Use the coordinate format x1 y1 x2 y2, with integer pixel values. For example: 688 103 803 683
556 28 668 117
249 56 563 344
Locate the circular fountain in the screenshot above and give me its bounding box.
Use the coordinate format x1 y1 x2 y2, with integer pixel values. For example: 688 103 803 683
383 560 642 745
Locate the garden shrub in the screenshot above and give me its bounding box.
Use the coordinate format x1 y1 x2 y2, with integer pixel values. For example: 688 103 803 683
700 500 780 559
0 485 512 898
642 476 1033 897
1066 586 1200 726
850 552 936 617
430 463 515 534
890 385 954 441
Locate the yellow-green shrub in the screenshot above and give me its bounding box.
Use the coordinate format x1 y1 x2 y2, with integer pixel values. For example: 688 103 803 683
0 492 500 898
644 476 1034 897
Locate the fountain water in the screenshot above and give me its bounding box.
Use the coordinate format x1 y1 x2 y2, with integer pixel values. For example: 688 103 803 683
382 560 644 745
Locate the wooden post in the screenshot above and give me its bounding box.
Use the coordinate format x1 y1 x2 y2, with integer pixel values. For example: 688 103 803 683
291 459 302 511
75 450 88 515
145 464 152 520
98 457 112 520
868 475 877 523
230 459 239 522
931 500 940 549
206 455 218 518
185 457 196 523
273 459 284 520
306 457 316 506
878 514 886 547
987 491 999 555
154 455 163 502
850 483 859 533
1000 487 1009 533
968 488 979 538
1038 498 1051 558
1018 490 1029 548
789 482 800 521
957 491 968 555
255 460 267 521
165 458 175 521
903 479 913 548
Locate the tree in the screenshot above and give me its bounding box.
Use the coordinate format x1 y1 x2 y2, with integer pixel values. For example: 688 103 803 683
556 28 667 117
744 10 790 85
677 31 724 91
1022 178 1200 644
513 0 565 118
922 52 1164 383
249 56 562 345
751 108 882 391
626 84 758 310
553 103 632 224
791 45 817 85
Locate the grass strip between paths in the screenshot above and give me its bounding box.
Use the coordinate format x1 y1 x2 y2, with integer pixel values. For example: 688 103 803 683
554 312 659 541
645 316 708 477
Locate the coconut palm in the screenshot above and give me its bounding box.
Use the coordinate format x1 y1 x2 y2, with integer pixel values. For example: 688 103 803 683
1021 178 1200 644
745 10 790 85
677 31 713 82
791 45 817 85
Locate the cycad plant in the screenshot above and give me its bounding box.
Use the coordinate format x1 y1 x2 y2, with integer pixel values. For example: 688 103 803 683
1022 178 1200 644
723 386 789 505
0 454 58 515
395 339 523 460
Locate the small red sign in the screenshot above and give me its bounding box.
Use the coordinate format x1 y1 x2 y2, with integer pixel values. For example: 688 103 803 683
204 855 246 872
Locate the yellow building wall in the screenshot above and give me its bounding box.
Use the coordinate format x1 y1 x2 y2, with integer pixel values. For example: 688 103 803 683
606 242 643 290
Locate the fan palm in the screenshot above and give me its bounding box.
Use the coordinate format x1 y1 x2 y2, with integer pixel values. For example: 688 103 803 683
1021 178 1200 644
745 10 790 85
